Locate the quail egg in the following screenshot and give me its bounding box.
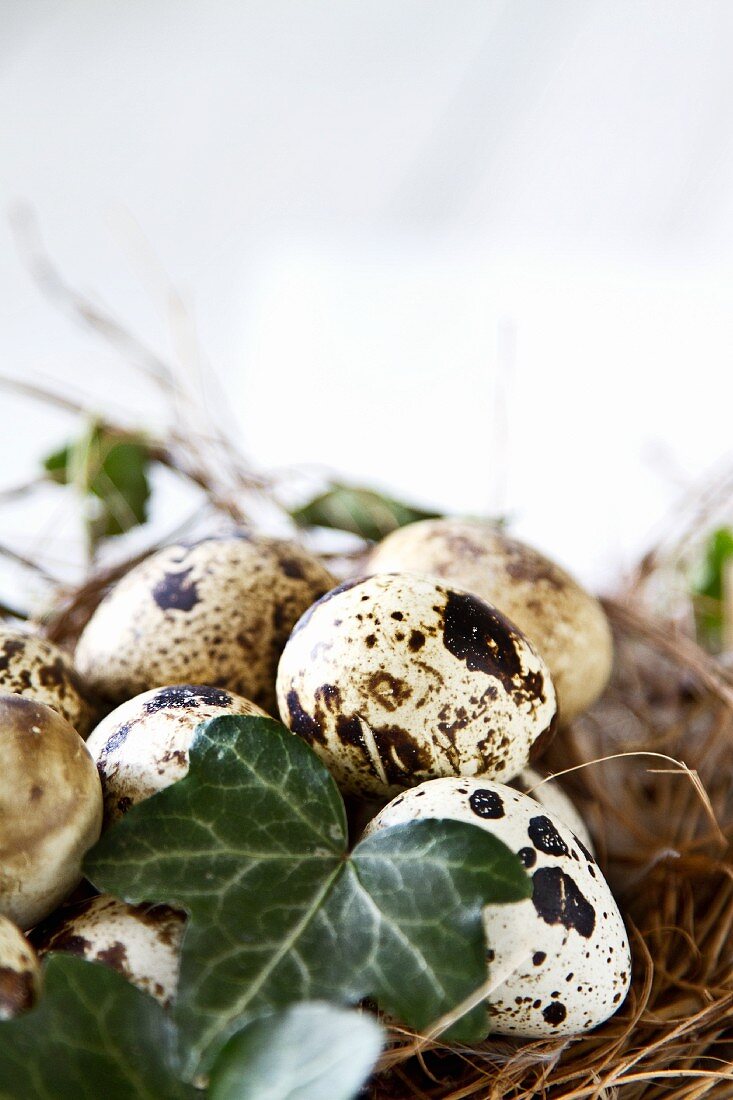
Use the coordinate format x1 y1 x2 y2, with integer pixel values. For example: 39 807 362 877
276 573 557 798
0 628 93 737
75 534 334 713
366 518 613 723
0 915 40 1019
365 776 630 1036
85 683 267 823
0 695 103 929
513 768 594 854
33 894 184 1007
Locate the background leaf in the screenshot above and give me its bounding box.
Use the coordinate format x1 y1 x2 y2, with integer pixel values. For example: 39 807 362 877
43 421 152 551
86 716 530 1078
692 525 733 651
290 483 440 541
0 955 195 1100
208 1002 383 1100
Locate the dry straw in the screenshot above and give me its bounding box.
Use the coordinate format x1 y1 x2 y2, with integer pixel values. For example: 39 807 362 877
2 222 732 1099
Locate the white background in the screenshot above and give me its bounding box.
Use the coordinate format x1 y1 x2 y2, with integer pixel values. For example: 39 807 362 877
2 1 733 593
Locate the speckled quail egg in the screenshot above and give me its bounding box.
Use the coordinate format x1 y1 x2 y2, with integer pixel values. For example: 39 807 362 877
365 777 630 1037
0 628 93 737
366 518 613 723
0 694 103 930
74 534 334 713
512 768 594 855
33 894 185 1007
0 915 41 1019
86 683 268 823
276 573 557 799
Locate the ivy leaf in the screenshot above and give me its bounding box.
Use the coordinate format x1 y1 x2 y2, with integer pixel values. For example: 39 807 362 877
208 1003 383 1100
290 483 441 541
43 422 152 550
0 955 195 1100
86 716 530 1079
0 959 380 1100
692 526 733 651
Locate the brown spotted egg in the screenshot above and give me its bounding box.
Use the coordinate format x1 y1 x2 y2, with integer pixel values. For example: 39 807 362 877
0 695 103 930
0 628 93 737
0 915 40 1019
75 534 334 713
513 768 594 855
86 683 267 824
364 777 630 1037
367 518 613 723
33 894 185 1007
276 573 557 799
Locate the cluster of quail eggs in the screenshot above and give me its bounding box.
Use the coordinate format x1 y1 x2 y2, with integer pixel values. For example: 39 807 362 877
0 519 631 1041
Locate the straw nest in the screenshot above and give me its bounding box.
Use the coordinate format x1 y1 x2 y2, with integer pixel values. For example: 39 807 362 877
34 556 733 1100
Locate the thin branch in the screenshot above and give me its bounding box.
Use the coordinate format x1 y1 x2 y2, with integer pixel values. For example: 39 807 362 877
0 475 46 502
0 598 29 621
11 204 176 390
0 541 62 585
0 378 253 523
0 375 90 417
9 209 294 534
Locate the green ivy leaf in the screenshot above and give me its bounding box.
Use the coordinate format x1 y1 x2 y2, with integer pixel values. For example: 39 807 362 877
0 955 195 1100
43 422 152 550
290 484 441 541
692 526 733 651
86 716 530 1079
208 1003 383 1100
0 960 380 1100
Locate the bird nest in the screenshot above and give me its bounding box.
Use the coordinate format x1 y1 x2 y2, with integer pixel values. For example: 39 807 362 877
33 560 733 1100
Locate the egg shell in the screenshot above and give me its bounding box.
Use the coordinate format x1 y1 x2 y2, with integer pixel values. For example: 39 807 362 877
86 683 268 823
366 518 613 723
0 915 40 1019
276 573 557 798
75 534 334 713
0 695 103 930
34 894 184 1007
364 776 630 1037
0 629 93 737
513 768 594 855
350 771 595 853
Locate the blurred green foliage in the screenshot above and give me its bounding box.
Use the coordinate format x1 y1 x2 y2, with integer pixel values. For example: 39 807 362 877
43 421 151 554
692 525 733 652
290 482 440 542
